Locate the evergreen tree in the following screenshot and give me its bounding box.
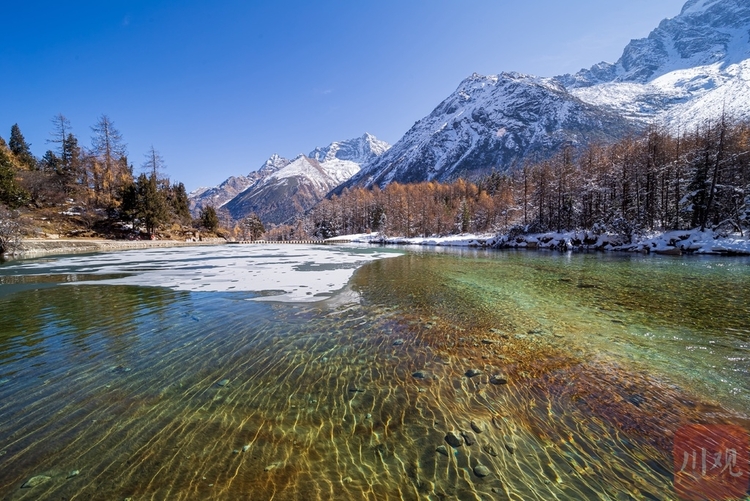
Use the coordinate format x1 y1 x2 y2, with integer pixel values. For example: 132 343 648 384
170 182 191 223
9 124 35 169
40 150 61 173
0 146 28 208
242 213 265 241
199 206 219 232
136 173 168 235
119 179 138 223
63 133 82 187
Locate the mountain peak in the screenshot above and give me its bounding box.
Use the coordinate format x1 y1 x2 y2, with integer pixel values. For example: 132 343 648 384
562 0 750 87
680 0 723 15
308 133 390 165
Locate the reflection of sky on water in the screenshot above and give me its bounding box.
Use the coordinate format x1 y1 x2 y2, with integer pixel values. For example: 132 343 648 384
6 244 403 302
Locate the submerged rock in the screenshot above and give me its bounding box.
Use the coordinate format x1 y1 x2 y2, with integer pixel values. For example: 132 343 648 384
490 374 508 385
436 445 449 456
445 432 463 448
21 475 51 488
217 379 230 387
412 371 427 379
392 339 405 346
465 369 482 378
470 421 483 433
66 470 80 479
461 431 476 446
504 436 517 454
474 464 491 477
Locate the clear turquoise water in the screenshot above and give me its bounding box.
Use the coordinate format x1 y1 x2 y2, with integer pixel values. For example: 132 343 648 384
0 246 748 500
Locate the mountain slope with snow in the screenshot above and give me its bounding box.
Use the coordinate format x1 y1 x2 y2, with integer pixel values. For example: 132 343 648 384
222 134 390 224
338 73 636 190
189 154 290 216
559 0 750 128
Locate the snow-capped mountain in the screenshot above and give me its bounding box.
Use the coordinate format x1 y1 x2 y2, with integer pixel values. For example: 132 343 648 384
559 0 750 128
189 154 289 216
338 73 635 190
220 134 390 224
340 0 749 191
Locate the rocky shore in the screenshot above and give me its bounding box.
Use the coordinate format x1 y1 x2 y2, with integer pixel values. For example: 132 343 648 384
332 228 750 256
9 237 227 259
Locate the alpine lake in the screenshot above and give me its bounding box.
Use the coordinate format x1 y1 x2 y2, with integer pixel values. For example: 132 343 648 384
0 244 748 500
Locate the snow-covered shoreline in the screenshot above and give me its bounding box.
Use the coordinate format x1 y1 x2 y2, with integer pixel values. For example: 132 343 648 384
327 228 750 256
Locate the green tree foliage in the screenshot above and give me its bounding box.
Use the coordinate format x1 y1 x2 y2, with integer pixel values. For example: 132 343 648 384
242 213 265 241
0 145 29 208
40 150 61 173
9 124 35 169
119 180 138 223
169 182 191 223
200 206 219 232
136 173 169 235
120 173 170 235
62 133 82 187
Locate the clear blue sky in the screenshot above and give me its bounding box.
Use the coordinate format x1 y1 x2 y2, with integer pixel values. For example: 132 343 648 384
1 0 686 192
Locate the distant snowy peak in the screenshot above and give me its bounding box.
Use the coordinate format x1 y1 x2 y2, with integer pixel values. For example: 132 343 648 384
260 133 391 194
188 154 290 216
308 133 390 165
562 0 750 87
260 153 292 173
222 134 390 224
264 155 333 192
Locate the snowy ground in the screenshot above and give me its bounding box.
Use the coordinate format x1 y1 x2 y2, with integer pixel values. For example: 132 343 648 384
326 232 500 247
327 229 750 255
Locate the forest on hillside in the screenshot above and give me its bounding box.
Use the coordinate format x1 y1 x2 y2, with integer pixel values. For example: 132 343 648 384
4 116 750 252
307 118 750 241
0 115 224 254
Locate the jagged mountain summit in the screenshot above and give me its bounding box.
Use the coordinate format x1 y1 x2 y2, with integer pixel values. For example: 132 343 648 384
189 154 289 216
309 132 390 166
559 0 750 128
191 134 390 225
338 0 749 192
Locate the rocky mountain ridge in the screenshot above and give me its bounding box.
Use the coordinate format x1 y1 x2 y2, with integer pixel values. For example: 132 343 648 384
191 134 390 224
337 72 637 191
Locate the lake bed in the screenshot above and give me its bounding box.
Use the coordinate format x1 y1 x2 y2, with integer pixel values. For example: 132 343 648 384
0 245 748 500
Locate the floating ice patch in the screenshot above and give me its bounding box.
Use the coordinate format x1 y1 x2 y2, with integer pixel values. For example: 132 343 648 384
10 244 402 302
